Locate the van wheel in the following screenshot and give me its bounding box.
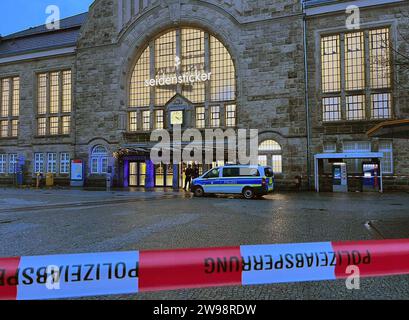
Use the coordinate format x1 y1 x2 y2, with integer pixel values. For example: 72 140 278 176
242 188 254 200
193 186 204 197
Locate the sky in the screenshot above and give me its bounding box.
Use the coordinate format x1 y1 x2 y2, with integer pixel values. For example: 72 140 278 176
0 0 95 37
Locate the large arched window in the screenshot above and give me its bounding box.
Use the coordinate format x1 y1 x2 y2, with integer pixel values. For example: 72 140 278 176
90 145 108 174
128 27 236 131
258 140 283 174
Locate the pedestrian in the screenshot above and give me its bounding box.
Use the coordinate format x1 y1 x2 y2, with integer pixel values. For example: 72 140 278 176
184 165 193 191
192 164 200 179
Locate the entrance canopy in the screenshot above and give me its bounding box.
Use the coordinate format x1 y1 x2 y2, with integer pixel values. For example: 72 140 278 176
314 152 384 193
367 119 409 139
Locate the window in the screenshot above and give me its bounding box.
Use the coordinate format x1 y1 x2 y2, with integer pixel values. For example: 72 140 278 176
142 111 150 131
196 107 205 128
371 93 391 119
379 141 393 174
60 153 70 174
204 168 220 179
343 141 371 172
47 153 57 173
210 106 220 128
0 77 19 138
8 154 17 174
321 35 341 93
322 97 341 122
129 27 236 131
225 104 236 127
0 154 6 173
258 140 282 173
323 142 337 153
0 120 8 138
90 145 108 174
34 153 45 173
369 28 391 89
49 117 59 135
346 95 365 120
129 111 138 132
62 116 71 135
321 28 392 122
155 110 164 129
36 71 72 136
223 167 260 177
37 118 47 136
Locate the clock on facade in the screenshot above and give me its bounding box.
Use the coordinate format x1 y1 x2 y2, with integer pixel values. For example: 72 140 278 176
170 110 184 125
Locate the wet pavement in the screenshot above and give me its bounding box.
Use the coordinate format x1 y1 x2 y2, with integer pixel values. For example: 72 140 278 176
0 188 408 299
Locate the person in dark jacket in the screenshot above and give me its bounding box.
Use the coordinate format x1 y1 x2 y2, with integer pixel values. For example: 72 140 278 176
184 165 193 191
192 164 200 179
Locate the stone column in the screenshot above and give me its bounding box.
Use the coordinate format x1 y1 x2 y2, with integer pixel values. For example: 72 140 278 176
145 159 155 189
172 163 179 191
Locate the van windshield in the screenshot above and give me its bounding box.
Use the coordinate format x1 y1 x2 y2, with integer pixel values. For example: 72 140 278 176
264 168 274 177
203 168 220 179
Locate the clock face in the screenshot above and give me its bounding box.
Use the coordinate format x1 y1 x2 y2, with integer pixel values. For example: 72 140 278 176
171 111 183 125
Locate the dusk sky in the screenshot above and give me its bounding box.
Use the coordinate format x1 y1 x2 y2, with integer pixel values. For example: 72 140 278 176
0 0 94 36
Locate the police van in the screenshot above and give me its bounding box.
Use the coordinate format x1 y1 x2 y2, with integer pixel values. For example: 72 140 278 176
191 165 275 199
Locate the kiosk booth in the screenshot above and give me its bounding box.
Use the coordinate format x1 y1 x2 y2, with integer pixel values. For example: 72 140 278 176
314 152 384 193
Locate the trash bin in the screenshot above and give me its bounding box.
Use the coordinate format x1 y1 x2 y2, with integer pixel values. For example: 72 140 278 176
46 173 54 187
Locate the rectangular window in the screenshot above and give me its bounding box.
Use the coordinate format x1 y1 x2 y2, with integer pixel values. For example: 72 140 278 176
37 74 47 115
323 143 337 153
129 111 138 132
1 77 19 138
379 141 393 174
345 32 365 91
321 35 341 93
155 110 164 129
37 118 47 136
62 70 72 113
369 28 391 89
225 104 236 127
8 154 17 174
91 158 99 174
343 141 371 173
258 155 267 167
322 97 341 122
47 153 57 173
37 71 72 136
12 77 19 116
210 106 220 127
1 78 10 117
11 120 18 137
0 120 8 137
272 155 283 174
101 157 108 174
34 153 44 173
321 28 392 121
60 153 70 174
371 93 391 119
196 107 205 128
0 154 7 173
62 116 71 135
346 95 365 120
142 111 150 131
49 117 59 135
49 72 59 114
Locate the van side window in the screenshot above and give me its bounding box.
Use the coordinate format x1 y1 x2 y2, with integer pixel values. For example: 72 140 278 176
222 167 260 177
204 168 220 179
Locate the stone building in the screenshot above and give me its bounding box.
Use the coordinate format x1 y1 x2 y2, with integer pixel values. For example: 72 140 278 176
0 0 407 191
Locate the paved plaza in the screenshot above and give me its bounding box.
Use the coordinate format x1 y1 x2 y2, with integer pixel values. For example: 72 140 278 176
0 188 408 299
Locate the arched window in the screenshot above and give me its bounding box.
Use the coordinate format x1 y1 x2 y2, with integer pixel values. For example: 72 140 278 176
90 145 108 174
258 140 282 174
128 27 236 131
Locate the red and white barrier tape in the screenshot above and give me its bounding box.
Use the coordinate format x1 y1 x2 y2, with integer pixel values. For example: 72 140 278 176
1 239 409 300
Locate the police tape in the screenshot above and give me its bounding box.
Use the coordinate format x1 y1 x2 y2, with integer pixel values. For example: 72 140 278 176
1 239 409 300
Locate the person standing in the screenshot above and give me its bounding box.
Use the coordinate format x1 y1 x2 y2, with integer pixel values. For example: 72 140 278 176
184 165 193 191
192 164 200 179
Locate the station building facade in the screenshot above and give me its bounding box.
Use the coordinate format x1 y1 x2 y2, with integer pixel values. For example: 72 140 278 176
0 0 408 191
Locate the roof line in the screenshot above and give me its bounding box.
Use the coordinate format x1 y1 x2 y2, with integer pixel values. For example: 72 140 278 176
2 12 88 40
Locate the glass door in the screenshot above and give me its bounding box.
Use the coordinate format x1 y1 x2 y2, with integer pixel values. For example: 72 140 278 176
129 162 138 187
139 162 146 186
155 163 165 187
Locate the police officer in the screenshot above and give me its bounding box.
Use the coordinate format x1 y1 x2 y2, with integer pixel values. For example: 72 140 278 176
184 165 193 191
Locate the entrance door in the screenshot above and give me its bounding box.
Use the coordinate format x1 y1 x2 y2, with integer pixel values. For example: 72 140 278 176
129 162 138 187
129 162 146 187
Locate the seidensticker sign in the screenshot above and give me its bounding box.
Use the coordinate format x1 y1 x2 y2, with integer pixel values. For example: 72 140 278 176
145 71 212 87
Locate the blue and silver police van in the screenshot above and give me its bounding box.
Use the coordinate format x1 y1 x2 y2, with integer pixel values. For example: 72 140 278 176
191 165 275 199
